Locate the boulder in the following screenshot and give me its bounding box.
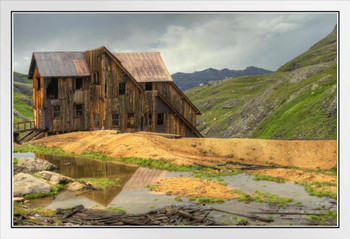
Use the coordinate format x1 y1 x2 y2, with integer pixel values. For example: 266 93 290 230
222 99 242 109
16 157 57 173
38 171 74 185
14 173 52 196
67 181 86 191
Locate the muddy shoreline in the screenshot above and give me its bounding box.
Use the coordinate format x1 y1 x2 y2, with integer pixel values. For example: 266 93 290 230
13 133 338 227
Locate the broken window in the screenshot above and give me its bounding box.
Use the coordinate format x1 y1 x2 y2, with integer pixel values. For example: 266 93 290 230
127 113 135 127
119 83 126 95
53 105 60 118
112 113 119 126
75 104 83 117
145 82 152 91
157 113 164 125
46 78 58 99
75 78 83 90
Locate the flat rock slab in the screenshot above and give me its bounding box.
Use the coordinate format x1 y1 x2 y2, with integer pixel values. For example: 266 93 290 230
14 173 52 196
15 157 57 174
67 181 86 191
38 171 74 185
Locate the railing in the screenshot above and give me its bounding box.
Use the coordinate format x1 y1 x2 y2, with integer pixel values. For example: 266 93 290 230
13 121 34 133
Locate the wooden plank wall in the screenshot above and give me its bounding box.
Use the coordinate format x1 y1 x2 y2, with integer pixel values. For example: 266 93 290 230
32 48 197 137
144 91 196 137
84 48 149 132
153 82 197 126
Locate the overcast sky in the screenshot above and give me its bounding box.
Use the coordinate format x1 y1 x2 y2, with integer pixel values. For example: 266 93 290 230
13 13 337 74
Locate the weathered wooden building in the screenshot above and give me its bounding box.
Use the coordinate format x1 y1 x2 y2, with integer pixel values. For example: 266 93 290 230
28 46 202 137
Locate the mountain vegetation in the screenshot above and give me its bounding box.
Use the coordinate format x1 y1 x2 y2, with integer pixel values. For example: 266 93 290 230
185 26 337 139
13 72 33 122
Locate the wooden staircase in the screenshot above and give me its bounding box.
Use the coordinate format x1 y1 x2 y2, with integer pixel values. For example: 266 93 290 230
16 129 46 144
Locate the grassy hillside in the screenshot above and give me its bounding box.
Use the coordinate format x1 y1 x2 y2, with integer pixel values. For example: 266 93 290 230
13 72 33 122
186 27 337 139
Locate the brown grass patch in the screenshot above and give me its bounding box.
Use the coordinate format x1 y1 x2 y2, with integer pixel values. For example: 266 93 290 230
32 130 337 170
152 177 240 199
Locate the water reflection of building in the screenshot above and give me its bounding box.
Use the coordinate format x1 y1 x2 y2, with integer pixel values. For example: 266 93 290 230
35 154 167 207
76 167 166 207
122 167 166 191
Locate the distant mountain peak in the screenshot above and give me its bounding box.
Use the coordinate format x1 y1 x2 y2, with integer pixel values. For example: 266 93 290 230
172 66 273 91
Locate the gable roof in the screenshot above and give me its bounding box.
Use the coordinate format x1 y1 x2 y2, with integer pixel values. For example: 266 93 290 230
28 52 90 78
114 52 201 115
113 52 173 83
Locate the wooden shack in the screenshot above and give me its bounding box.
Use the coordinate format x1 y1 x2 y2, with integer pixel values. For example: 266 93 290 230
28 46 202 137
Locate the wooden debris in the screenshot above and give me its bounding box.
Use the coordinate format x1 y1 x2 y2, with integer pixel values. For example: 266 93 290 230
56 205 217 226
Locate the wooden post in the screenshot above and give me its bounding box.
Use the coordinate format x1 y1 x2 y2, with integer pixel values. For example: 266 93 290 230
152 91 156 132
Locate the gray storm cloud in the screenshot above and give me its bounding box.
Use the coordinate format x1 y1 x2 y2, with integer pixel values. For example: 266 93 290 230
13 13 336 74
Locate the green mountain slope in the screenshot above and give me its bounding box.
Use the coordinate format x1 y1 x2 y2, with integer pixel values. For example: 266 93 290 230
13 72 33 122
186 26 337 139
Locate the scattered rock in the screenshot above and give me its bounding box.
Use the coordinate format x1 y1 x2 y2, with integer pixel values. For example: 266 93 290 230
67 181 86 191
191 144 197 148
222 99 242 109
19 96 33 106
13 197 24 203
326 97 337 117
13 109 28 121
38 171 74 185
197 99 221 110
15 158 57 174
14 173 52 196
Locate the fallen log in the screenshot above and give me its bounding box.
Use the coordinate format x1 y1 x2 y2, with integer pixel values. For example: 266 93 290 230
210 207 274 223
248 211 323 216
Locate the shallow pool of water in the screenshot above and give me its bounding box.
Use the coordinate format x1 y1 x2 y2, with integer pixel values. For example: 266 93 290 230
14 153 336 226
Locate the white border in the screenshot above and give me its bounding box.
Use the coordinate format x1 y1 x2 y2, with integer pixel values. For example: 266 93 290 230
1 1 350 239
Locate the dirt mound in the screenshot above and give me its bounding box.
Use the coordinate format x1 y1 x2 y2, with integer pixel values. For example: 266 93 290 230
32 130 337 170
153 177 240 199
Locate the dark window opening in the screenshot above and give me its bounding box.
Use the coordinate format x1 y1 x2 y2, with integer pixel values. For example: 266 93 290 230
75 104 83 117
46 78 58 99
94 72 100 85
37 78 41 90
105 81 107 96
53 105 60 118
148 113 152 124
75 78 83 90
94 114 99 127
112 113 119 126
157 113 164 125
119 83 126 95
127 113 135 127
145 82 153 91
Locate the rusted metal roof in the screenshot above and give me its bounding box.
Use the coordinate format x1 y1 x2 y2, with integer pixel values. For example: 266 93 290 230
32 52 90 77
113 52 173 83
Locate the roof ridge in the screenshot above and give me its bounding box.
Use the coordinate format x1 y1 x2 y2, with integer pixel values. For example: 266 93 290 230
113 52 161 54
33 51 84 53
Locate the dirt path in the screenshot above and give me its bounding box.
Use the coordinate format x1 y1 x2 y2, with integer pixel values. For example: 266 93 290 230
31 130 337 170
